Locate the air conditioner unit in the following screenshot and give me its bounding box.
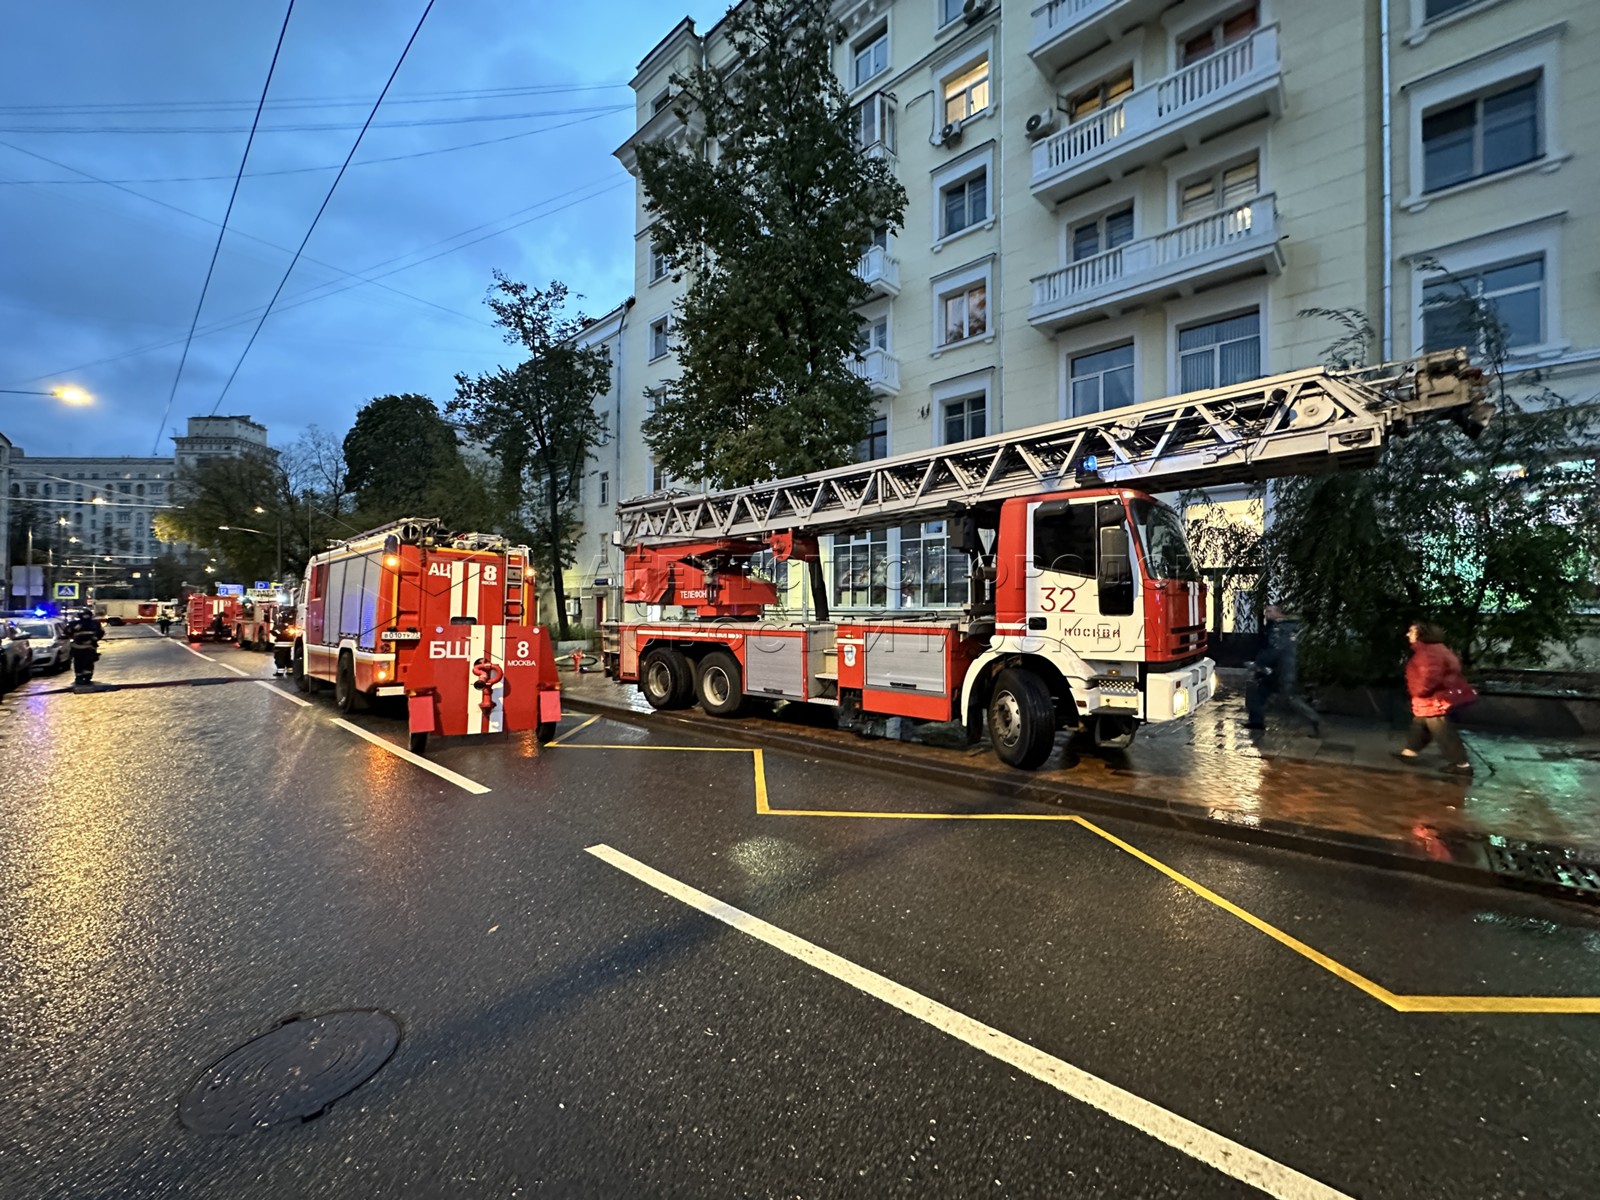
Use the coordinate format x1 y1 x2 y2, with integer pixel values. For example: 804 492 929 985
1024 110 1058 140
938 122 963 146
963 0 991 22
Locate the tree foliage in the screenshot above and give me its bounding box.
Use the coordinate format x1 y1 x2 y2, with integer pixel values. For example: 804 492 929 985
1263 303 1600 684
635 0 908 488
449 274 611 639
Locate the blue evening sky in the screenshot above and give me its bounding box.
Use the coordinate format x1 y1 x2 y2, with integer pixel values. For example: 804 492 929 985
0 0 728 458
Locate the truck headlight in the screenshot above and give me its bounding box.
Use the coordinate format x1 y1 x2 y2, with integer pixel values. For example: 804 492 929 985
1172 687 1190 716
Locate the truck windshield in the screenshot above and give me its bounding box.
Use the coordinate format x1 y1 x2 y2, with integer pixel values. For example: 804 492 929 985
1128 499 1199 582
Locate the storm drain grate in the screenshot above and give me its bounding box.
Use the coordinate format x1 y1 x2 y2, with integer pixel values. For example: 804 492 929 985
1483 846 1600 895
180 1010 400 1136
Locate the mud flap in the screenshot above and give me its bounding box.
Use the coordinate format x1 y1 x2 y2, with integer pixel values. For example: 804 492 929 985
408 692 436 735
539 689 562 724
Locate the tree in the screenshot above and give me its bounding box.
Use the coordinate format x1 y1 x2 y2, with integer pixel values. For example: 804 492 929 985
635 0 908 488
156 452 288 585
343 394 462 516
1263 302 1600 684
449 274 611 640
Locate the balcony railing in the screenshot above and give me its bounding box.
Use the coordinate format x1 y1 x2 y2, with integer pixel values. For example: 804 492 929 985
1028 0 1169 73
1029 195 1282 330
848 348 901 396
856 244 901 297
1030 26 1282 205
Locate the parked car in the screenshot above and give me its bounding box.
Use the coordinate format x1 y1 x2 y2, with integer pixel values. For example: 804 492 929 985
17 618 71 674
1 619 33 694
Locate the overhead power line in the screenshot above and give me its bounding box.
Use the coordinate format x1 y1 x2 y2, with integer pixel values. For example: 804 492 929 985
154 0 295 455
0 138 489 329
0 80 631 116
0 103 631 136
0 176 627 390
208 0 439 417
0 106 631 186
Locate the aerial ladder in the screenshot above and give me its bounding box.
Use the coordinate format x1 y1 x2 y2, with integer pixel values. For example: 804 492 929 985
604 350 1487 769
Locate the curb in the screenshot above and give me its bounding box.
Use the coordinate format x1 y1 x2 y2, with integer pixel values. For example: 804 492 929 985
562 693 1600 908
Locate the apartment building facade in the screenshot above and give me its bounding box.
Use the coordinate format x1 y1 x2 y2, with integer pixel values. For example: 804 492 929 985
573 0 1595 625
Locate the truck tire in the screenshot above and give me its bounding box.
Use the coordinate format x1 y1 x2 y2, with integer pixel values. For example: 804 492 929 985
536 721 558 744
335 653 359 713
408 731 429 755
293 643 313 693
987 667 1056 770
640 647 692 710
697 649 744 717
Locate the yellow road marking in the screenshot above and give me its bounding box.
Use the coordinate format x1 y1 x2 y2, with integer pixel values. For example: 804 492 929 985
548 713 600 746
551 717 1600 1015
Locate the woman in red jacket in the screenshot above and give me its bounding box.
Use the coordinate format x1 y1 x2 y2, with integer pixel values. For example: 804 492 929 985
1394 622 1476 777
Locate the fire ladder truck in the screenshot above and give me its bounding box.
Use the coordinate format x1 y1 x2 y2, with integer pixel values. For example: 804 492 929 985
604 351 1488 769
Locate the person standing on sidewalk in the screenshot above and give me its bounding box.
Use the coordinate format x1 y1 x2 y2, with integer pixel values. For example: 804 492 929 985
1395 622 1476 777
1245 603 1321 737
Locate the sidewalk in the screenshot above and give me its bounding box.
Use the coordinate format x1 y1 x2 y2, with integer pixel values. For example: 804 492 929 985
556 663 1600 902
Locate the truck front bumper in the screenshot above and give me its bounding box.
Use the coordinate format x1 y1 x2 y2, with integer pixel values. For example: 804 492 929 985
1143 658 1215 722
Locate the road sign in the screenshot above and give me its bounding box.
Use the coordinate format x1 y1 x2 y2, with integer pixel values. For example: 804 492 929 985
245 588 277 602
255 581 269 590
53 582 79 600
216 583 244 597
10 565 43 597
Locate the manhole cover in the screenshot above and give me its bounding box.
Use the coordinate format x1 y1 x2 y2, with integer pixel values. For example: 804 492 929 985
180 1010 400 1135
1484 846 1600 895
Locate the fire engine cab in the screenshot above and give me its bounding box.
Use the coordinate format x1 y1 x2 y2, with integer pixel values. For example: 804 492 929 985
606 351 1487 769
293 518 561 754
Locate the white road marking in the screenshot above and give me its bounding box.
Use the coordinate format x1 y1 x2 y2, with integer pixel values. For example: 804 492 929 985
256 679 312 707
586 844 1354 1200
330 717 491 795
177 643 215 663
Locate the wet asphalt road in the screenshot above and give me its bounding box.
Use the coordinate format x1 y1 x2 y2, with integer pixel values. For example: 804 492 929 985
3 631 1600 1199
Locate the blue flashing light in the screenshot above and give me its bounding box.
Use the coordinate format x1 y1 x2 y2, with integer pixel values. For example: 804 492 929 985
1082 455 1099 473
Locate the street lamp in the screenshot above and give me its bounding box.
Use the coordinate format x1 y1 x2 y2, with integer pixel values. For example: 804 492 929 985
219 517 282 582
0 385 92 404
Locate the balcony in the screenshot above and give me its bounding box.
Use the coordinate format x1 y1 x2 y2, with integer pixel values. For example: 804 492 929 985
614 102 706 177
848 347 901 396
1030 26 1283 206
856 243 901 298
1028 0 1171 76
1028 195 1283 332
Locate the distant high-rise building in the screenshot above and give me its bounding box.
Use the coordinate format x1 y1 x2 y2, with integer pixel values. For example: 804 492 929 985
172 415 275 471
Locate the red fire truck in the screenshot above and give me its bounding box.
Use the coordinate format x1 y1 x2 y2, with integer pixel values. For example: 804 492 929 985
186 594 241 642
292 518 562 754
605 352 1486 769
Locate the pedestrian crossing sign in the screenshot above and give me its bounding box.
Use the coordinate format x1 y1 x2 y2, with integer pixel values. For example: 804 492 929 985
54 582 79 600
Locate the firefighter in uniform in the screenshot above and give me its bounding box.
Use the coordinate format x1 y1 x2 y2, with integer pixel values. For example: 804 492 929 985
70 609 104 685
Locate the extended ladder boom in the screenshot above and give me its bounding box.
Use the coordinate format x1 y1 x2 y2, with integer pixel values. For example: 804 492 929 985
618 350 1487 546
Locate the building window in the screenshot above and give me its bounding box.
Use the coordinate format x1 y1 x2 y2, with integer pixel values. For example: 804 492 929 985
1179 156 1259 220
858 315 890 354
1068 67 1133 122
857 414 888 462
648 238 669 283
853 26 888 89
898 521 964 608
651 89 672 117
1422 257 1543 353
939 281 987 346
1178 311 1261 392
650 460 670 492
939 0 965 28
855 93 896 154
833 527 889 608
1422 78 1540 193
1425 0 1478 19
943 58 990 126
1071 343 1135 416
943 394 986 444
941 170 987 238
1178 4 1259 68
1072 206 1134 261
648 316 670 361
599 471 610 507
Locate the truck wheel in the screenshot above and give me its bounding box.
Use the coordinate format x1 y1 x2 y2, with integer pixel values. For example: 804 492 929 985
335 653 359 713
408 731 428 755
640 648 692 710
293 643 313 693
697 650 744 717
536 721 558 744
987 668 1056 770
